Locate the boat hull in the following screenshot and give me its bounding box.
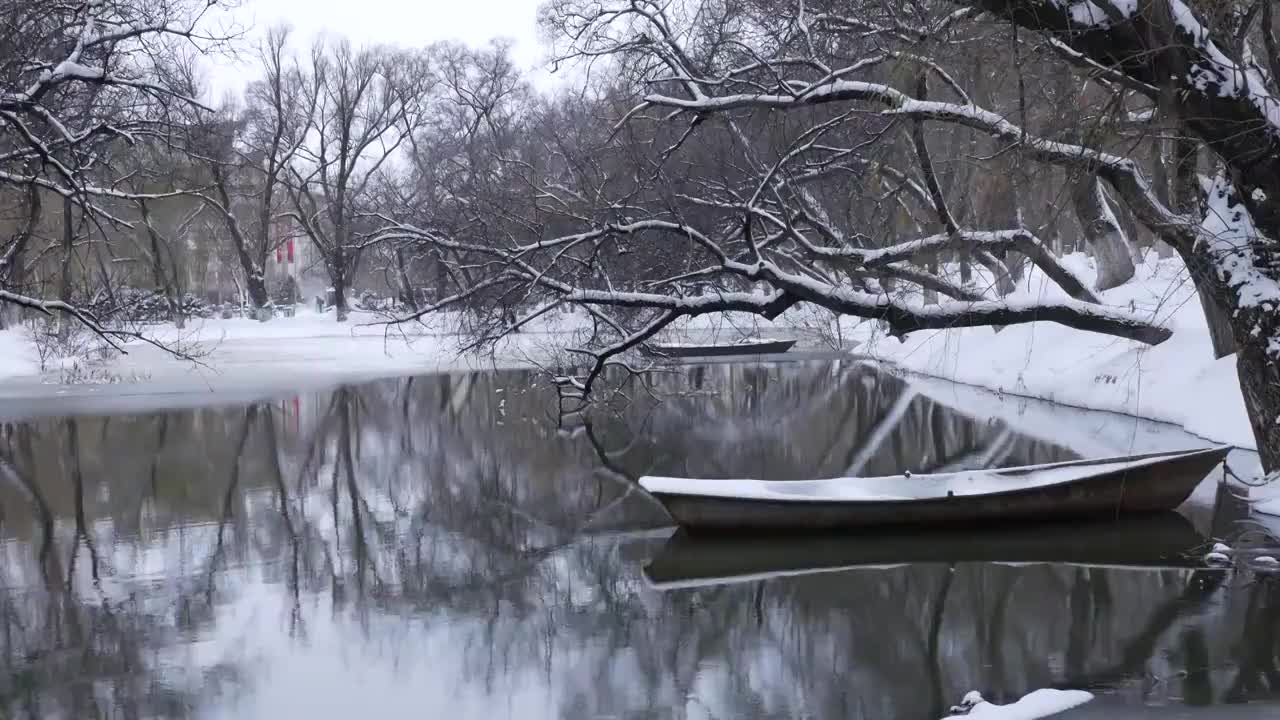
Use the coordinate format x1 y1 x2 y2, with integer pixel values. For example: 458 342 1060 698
647 447 1230 532
643 339 797 358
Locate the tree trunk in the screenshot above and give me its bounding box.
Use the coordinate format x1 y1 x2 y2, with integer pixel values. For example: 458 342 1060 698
237 248 270 320
0 183 40 329
1073 176 1136 291
1229 300 1280 470
140 201 185 328
331 249 349 322
1173 136 1237 359
396 247 418 312
1178 190 1280 468
923 255 939 305
974 250 1017 296
434 252 450 301
1197 287 1237 359
58 197 75 340
212 169 270 317
1004 251 1026 284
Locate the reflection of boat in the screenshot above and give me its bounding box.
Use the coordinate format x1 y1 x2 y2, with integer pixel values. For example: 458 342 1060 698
643 513 1207 590
639 446 1231 532
641 338 797 358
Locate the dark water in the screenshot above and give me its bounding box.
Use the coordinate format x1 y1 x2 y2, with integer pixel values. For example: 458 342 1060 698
0 360 1277 719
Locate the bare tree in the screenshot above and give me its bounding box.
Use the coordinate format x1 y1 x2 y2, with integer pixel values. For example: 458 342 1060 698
377 3 1166 392
182 27 318 318
368 0 1280 470
285 38 425 321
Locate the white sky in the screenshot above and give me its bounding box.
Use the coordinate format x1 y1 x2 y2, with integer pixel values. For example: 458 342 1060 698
205 0 554 99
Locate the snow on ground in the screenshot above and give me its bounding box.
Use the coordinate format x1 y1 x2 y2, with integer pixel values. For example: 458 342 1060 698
0 254 1261 464
0 308 592 418
854 253 1255 452
0 327 37 381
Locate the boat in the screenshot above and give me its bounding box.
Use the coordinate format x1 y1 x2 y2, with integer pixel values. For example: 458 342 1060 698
643 512 1208 590
641 338 797 358
638 446 1231 532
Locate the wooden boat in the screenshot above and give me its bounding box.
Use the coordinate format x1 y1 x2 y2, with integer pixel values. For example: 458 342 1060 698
643 512 1208 590
641 338 797 358
639 446 1231 532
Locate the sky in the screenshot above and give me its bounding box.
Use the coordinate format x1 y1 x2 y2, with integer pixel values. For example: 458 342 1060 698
205 0 554 99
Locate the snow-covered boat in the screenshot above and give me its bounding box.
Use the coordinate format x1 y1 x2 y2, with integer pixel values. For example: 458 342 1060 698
643 512 1207 590
639 446 1231 532
641 338 797 358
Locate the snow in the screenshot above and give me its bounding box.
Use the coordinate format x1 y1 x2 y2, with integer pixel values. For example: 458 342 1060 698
0 327 38 381
639 448 1214 503
650 339 783 348
944 689 1093 720
0 308 591 415
1169 0 1280 133
1049 1 1280 137
50 60 104 81
1201 174 1280 314
1256 497 1280 517
1058 1 1116 26
857 253 1257 451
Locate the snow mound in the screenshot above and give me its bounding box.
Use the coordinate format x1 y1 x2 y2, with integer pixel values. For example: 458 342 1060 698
943 689 1093 719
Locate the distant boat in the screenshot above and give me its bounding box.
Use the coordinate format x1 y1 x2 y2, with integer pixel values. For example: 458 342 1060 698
639 446 1231 532
641 338 797 358
643 512 1208 590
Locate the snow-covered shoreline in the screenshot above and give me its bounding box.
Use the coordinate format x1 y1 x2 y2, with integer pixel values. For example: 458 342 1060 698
853 254 1255 452
0 254 1259 455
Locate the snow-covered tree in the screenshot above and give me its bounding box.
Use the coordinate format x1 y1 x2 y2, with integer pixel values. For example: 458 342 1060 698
371 0 1280 469
0 0 229 341
949 0 1280 466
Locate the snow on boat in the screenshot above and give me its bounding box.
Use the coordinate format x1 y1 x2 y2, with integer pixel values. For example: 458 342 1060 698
639 446 1231 532
641 338 797 358
642 512 1207 590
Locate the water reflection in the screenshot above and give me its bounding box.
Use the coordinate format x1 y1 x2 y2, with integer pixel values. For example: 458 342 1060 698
0 361 1275 718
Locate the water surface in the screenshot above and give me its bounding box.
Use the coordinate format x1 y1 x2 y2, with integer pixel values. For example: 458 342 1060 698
0 360 1276 719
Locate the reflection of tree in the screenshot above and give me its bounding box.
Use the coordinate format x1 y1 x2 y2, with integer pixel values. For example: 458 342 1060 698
0 423 199 717
0 365 1268 718
586 360 1078 482
1225 575 1280 703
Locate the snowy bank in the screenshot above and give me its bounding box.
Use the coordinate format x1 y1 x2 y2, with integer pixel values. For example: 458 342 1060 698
0 327 38 381
0 308 591 418
855 254 1256 451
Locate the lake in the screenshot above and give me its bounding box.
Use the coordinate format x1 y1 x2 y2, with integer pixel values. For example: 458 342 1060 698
0 359 1277 719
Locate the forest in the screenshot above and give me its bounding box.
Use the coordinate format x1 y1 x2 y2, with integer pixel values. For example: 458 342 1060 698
1 0 1279 467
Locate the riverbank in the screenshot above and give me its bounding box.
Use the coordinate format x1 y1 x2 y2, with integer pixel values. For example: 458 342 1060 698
0 255 1261 455
0 309 577 419
853 254 1254 452
846 254 1280 515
